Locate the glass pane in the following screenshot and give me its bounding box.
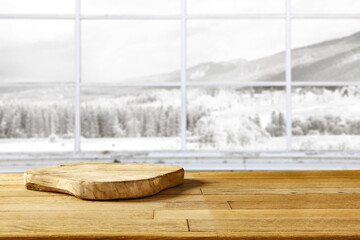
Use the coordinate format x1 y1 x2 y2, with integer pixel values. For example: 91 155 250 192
292 86 360 151
81 87 181 151
0 0 74 14
187 20 285 82
0 20 75 83
0 87 74 152
82 20 181 82
292 0 360 14
187 0 285 14
81 0 180 14
187 87 286 150
292 20 360 82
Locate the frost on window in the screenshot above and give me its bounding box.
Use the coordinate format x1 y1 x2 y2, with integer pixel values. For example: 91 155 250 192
187 87 286 150
0 88 74 152
292 20 360 82
187 20 285 82
81 87 181 151
292 86 360 151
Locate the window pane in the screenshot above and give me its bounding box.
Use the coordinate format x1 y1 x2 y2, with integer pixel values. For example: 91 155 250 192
82 20 180 83
292 20 360 82
81 87 181 151
81 0 180 14
292 86 360 151
0 0 74 14
0 87 74 152
187 87 286 150
187 20 285 82
292 0 360 14
0 20 75 83
187 0 285 14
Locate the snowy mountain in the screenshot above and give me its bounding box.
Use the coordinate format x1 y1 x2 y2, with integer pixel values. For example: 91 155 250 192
292 31 360 82
133 30 360 83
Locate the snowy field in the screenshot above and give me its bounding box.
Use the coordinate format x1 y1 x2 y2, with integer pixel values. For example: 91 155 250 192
0 138 74 152
0 137 181 152
82 137 180 151
293 135 360 151
1 135 360 152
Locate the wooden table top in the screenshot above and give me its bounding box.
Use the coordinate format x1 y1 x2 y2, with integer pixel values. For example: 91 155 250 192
1 170 360 239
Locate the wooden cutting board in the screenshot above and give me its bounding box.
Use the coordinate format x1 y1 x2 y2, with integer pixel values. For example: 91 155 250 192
24 162 184 200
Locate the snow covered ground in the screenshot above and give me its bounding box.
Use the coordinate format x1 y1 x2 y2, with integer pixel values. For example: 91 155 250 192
81 137 180 151
293 135 360 151
1 135 360 152
0 138 74 152
0 137 181 152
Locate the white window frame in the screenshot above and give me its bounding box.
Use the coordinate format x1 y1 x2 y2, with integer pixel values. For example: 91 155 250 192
1 0 360 172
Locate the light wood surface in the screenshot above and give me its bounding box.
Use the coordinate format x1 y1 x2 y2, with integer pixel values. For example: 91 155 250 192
1 170 360 239
24 162 184 200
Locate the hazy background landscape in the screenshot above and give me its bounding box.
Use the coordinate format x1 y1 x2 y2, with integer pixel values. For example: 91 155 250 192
0 13 359 151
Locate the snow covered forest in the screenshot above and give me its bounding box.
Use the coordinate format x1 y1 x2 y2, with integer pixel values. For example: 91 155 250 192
0 86 360 151
0 101 73 139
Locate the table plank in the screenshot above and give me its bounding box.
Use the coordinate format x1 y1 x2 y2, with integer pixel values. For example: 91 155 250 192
197 178 360 188
201 187 360 195
1 232 360 240
228 194 360 209
185 170 360 179
0 196 229 211
159 183 202 195
188 219 360 232
2 210 154 220
0 219 188 233
154 209 360 220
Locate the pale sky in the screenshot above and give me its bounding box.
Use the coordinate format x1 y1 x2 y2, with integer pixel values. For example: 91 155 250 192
187 19 285 66
81 20 181 82
82 0 180 14
292 20 360 49
0 0 74 14
0 20 75 82
292 0 360 14
187 0 285 14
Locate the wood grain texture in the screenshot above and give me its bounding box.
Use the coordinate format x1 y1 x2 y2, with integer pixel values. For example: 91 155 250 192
188 219 360 232
2 170 360 239
154 209 360 219
24 162 184 200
